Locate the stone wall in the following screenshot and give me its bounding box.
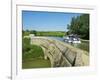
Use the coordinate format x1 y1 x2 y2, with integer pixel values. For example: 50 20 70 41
30 37 89 67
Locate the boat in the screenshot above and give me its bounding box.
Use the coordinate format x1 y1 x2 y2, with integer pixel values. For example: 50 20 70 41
63 34 81 44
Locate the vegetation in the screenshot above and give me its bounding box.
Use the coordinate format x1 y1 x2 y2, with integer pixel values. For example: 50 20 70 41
70 40 89 53
77 40 89 53
22 58 51 68
36 31 65 37
23 30 65 37
67 14 90 52
22 38 51 69
67 14 89 40
22 30 30 36
30 30 37 35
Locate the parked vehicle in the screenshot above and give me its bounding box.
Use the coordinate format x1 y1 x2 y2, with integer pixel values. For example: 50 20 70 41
63 34 81 43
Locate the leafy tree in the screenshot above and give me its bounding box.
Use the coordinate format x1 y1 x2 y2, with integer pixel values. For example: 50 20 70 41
30 30 37 35
26 29 29 32
67 14 89 40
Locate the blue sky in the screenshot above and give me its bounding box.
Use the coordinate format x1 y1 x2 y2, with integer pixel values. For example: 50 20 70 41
22 11 81 31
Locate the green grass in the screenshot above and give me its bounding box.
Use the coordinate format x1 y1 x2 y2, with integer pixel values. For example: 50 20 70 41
22 38 51 69
23 31 30 36
22 58 51 69
22 44 44 61
23 31 65 37
36 31 65 37
73 40 89 54
71 40 89 55
78 41 89 52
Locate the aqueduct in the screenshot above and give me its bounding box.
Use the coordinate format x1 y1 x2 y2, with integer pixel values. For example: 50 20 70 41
30 36 89 67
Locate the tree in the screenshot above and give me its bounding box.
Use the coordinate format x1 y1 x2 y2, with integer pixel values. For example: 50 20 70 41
30 30 37 35
67 14 89 40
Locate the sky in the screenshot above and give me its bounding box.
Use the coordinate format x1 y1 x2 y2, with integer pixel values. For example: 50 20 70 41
22 11 81 31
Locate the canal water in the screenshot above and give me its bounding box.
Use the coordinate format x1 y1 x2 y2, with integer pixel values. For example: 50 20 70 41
47 36 78 47
47 36 64 42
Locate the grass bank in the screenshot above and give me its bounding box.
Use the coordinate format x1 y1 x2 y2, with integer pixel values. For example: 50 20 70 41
22 38 51 69
74 40 89 54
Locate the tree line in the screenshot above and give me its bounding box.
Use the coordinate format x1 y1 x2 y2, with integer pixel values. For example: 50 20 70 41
67 14 89 40
22 30 65 37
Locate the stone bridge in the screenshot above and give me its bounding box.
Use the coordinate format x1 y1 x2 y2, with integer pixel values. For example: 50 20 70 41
30 37 89 67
